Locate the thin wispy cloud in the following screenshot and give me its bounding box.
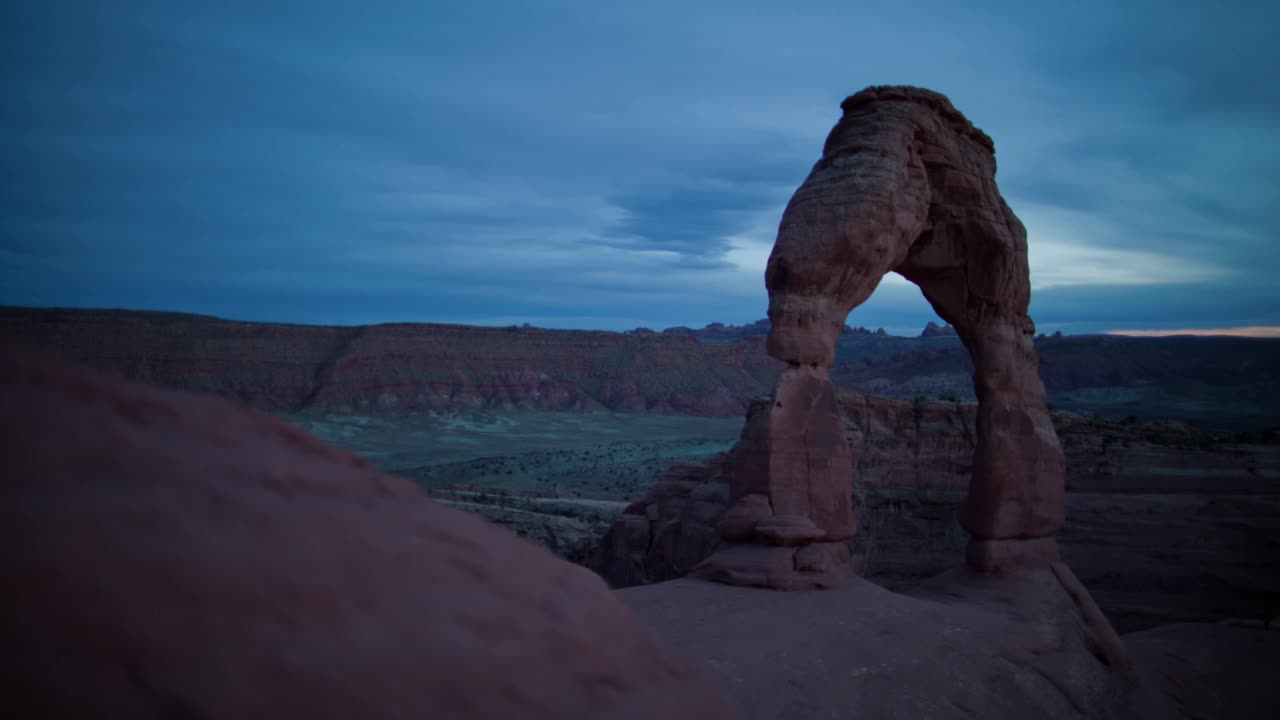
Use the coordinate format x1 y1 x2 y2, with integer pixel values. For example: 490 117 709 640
1018 203 1229 290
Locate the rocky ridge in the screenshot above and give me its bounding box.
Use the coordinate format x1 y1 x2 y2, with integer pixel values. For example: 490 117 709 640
0 307 781 417
5 305 1276 432
920 321 958 337
833 332 1280 431
653 318 886 341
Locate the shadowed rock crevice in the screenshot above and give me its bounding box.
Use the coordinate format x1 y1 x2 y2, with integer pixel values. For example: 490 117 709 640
296 325 367 410
698 86 1066 587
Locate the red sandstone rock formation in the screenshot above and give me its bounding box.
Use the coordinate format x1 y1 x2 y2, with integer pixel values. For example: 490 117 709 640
696 367 857 588
592 392 1280 630
8 307 1275 433
0 349 735 719
657 319 882 341
696 86 1065 587
0 307 781 417
920 321 958 337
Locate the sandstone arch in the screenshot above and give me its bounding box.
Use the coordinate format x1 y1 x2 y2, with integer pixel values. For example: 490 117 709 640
698 86 1066 588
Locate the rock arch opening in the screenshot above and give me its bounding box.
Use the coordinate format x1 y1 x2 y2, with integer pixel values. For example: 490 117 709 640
697 86 1066 589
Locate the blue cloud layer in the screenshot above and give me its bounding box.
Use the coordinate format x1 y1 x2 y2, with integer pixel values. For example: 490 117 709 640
2 0 1276 334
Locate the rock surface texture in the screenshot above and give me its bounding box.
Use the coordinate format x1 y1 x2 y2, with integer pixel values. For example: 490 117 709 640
7 307 1276 433
695 366 858 589
592 393 1280 631
0 349 735 720
0 307 780 417
621 569 1210 720
697 86 1066 587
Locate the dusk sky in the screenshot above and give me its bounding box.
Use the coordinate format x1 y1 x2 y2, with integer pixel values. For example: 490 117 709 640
3 1 1277 336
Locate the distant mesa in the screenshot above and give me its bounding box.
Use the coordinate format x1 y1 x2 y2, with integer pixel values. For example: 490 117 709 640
659 319 771 340
5 305 1275 431
0 306 780 418
652 318 884 341
920 321 958 337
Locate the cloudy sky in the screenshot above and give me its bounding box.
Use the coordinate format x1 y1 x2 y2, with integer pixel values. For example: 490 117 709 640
3 1 1277 335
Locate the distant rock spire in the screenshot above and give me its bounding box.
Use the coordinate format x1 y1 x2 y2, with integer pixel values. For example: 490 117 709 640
920 321 958 337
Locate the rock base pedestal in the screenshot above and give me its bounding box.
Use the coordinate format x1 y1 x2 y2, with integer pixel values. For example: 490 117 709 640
694 541 856 591
701 491 858 590
966 537 1061 574
702 364 861 590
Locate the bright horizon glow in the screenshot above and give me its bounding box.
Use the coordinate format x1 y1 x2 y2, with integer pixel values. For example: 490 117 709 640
1105 326 1280 338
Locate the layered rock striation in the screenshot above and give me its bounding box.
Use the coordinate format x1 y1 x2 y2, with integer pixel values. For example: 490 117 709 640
694 86 1065 588
694 365 859 589
8 306 1275 432
0 307 781 417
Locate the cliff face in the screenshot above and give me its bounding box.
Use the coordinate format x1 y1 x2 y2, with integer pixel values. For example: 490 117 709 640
591 394 1280 631
1 307 782 416
832 333 1280 432
8 306 1276 431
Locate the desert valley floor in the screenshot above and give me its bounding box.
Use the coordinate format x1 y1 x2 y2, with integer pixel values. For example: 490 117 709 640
277 402 1280 636
3 300 1277 720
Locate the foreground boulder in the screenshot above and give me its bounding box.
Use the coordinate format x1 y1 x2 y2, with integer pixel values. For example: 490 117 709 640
0 349 735 720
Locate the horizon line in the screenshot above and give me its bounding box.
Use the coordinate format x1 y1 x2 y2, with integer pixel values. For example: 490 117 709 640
1104 326 1280 338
